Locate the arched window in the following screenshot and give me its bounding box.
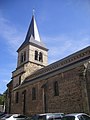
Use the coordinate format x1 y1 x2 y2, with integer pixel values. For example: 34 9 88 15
39 52 43 62
35 51 38 60
32 87 36 100
15 92 19 103
19 76 21 85
20 53 23 63
24 51 26 61
20 51 26 63
53 81 59 96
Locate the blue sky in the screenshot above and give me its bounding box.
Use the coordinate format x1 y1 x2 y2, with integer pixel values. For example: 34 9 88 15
0 0 90 94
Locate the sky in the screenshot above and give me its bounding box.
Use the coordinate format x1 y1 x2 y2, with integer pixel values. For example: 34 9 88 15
0 0 90 94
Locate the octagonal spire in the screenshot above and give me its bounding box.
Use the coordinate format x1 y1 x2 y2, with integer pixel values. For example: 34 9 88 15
26 14 41 42
17 14 48 52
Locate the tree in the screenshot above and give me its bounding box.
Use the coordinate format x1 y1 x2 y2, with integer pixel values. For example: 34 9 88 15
0 95 4 105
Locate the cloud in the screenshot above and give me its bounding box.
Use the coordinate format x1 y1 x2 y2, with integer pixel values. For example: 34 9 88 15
0 13 25 56
43 34 90 64
0 11 90 64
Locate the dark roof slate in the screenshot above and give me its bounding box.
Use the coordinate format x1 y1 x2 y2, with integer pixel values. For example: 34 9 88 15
17 15 48 52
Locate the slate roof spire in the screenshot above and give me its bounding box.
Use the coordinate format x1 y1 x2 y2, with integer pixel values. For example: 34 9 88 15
17 13 48 52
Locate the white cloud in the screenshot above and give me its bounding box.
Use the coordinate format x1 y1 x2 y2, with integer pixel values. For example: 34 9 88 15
0 13 25 56
43 34 90 64
0 11 90 64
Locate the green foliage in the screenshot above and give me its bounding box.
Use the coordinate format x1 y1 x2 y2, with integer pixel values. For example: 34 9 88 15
0 95 4 105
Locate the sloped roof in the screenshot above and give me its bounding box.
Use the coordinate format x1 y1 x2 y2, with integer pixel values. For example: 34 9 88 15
17 15 48 52
13 46 90 91
23 46 90 84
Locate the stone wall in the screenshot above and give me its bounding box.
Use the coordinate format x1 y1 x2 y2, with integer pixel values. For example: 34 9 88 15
29 45 48 66
86 63 90 113
12 62 44 88
10 80 46 115
47 66 83 113
12 43 48 89
17 45 29 67
10 64 90 115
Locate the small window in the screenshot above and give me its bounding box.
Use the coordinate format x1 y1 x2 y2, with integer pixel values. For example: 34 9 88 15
15 92 19 103
19 76 21 85
35 51 38 60
24 51 26 61
54 81 59 96
39 52 43 62
32 87 36 100
20 51 26 63
20 53 23 63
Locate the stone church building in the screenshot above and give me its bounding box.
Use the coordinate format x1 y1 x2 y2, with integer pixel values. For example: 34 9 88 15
7 15 90 115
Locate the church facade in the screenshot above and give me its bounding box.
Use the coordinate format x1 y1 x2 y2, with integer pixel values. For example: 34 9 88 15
7 15 90 115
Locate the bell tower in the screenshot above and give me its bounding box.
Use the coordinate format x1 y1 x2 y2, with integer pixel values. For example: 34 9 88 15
12 14 48 88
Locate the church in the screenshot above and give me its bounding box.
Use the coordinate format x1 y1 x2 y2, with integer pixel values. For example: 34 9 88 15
6 14 90 115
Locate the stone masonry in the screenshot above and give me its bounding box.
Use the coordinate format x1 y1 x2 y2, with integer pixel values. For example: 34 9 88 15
6 14 90 115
